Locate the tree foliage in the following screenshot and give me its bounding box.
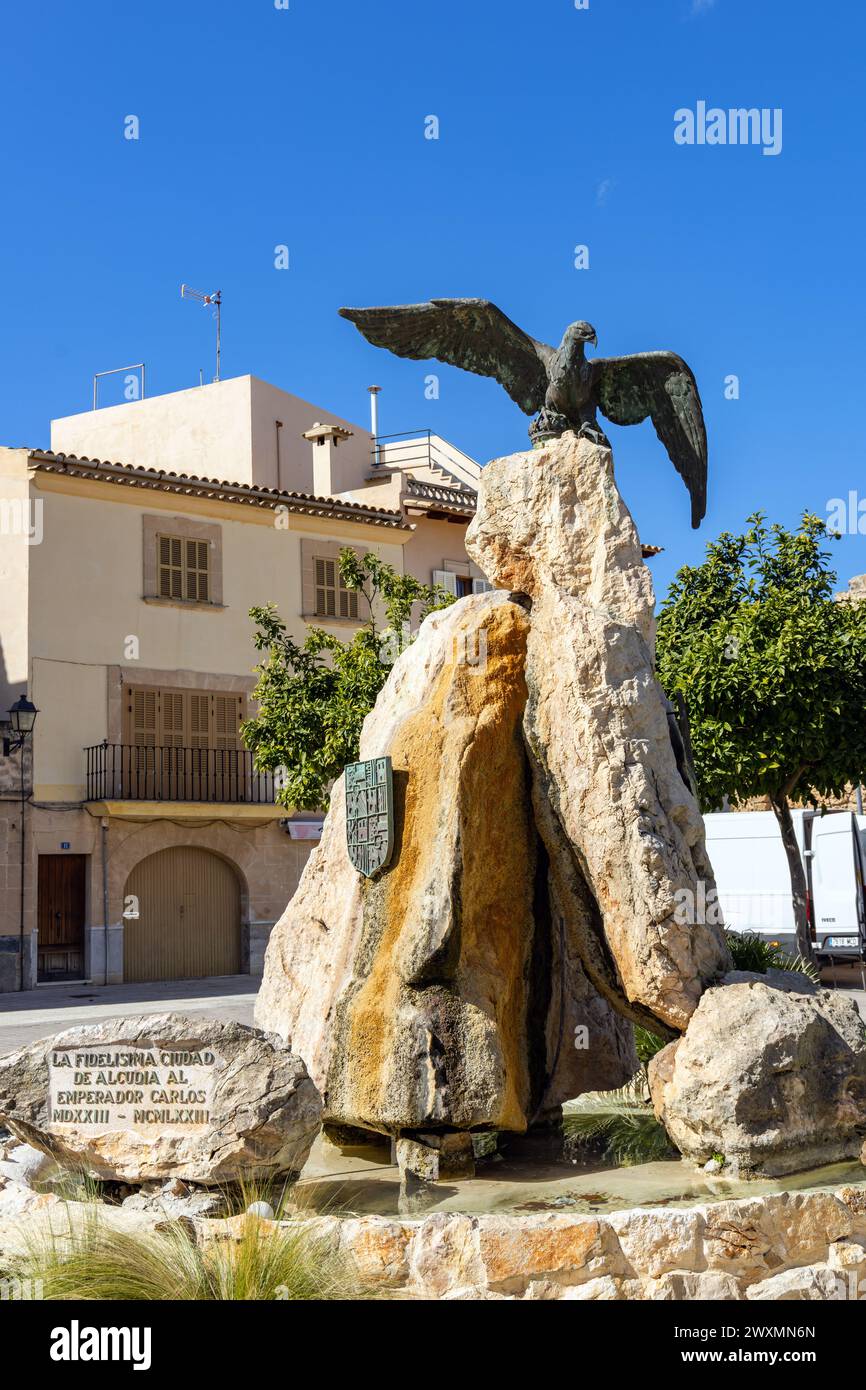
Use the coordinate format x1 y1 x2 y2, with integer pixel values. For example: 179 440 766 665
656 512 866 956
657 512 866 809
241 549 455 811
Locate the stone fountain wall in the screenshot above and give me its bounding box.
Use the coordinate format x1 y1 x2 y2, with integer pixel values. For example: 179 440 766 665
5 1172 865 1301
294 1181 866 1300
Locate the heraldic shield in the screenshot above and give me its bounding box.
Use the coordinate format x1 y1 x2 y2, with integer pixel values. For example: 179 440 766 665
345 756 395 877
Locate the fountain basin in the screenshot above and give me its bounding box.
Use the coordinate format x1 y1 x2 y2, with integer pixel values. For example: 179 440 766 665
280 1136 866 1299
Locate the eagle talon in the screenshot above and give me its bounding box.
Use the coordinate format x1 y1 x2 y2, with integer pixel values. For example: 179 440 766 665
576 423 610 448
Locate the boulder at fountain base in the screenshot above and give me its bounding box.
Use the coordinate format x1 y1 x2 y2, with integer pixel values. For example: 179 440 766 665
0 1014 322 1186
648 972 866 1177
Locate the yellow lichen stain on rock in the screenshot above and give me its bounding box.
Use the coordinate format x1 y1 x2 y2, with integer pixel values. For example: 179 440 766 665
344 600 535 1131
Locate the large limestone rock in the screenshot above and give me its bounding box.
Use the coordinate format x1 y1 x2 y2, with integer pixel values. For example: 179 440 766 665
257 592 636 1138
648 972 866 1176
0 1014 322 1185
466 433 730 1031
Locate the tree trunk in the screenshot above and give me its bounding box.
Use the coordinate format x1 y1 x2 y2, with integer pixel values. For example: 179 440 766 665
769 792 813 961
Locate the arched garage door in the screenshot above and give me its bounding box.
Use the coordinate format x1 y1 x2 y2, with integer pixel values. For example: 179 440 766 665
123 847 241 982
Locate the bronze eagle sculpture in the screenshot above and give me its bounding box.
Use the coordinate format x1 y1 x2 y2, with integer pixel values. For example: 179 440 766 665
339 298 707 527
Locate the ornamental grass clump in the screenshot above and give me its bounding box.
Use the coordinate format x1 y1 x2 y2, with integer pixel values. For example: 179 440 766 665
14 1207 365 1301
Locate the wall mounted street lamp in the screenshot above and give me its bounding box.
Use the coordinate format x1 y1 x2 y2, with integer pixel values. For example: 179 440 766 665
4 697 39 990
5 696 39 748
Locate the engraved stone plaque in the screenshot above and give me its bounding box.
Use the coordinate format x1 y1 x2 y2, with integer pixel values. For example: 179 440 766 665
48 1045 219 1135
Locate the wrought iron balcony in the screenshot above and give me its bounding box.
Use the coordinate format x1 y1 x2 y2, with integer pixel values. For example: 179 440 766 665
85 743 276 804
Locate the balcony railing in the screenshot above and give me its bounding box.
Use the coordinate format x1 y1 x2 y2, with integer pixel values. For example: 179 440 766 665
85 743 276 804
372 429 474 480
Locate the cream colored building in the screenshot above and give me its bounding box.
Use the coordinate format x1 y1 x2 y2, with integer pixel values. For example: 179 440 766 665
0 376 489 992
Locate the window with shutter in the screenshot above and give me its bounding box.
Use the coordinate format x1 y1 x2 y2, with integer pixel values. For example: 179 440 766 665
157 534 211 603
124 687 245 799
314 558 359 619
432 569 459 596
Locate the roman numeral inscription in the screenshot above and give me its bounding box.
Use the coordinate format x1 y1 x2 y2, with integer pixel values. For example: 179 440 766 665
48 1047 219 1133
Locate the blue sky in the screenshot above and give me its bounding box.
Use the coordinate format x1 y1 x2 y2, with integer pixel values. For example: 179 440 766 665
1 0 863 598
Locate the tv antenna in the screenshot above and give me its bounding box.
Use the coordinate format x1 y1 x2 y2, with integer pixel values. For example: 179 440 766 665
181 284 222 382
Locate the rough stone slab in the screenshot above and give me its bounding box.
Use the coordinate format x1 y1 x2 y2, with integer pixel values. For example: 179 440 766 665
258 591 635 1138
466 433 730 1031
649 973 866 1176
0 1013 322 1186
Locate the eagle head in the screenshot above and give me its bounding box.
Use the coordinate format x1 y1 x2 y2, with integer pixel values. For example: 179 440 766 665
565 321 598 349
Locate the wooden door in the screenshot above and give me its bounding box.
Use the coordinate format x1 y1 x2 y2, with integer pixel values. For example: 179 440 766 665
37 855 86 981
123 846 241 982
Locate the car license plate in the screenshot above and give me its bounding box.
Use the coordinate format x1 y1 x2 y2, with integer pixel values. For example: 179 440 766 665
826 937 859 949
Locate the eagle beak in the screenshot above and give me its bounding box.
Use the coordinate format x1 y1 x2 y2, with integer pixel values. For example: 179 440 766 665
589 331 598 348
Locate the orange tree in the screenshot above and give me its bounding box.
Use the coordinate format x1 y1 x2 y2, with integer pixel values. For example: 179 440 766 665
242 549 453 811
656 512 866 958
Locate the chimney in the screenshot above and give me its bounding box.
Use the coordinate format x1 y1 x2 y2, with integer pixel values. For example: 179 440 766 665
368 385 381 465
302 421 354 497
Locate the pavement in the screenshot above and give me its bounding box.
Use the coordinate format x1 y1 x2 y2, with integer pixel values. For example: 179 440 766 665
0 969 864 1057
0 975 257 1053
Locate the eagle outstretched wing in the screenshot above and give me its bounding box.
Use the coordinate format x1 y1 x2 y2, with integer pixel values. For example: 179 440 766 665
592 352 707 528
339 299 553 416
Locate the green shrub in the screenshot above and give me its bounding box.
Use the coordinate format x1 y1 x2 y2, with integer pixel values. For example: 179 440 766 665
563 1079 677 1167
634 1026 668 1066
725 930 820 981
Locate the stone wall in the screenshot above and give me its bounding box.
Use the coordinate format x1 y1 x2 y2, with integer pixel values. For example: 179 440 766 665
733 789 863 814
293 1181 866 1300
3 1169 865 1301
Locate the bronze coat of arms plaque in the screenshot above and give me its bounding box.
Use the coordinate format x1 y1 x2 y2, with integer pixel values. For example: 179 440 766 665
345 756 394 877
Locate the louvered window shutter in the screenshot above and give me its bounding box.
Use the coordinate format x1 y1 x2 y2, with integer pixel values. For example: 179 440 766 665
472 577 493 594
128 687 157 785
339 585 359 620
213 695 240 750
433 569 459 595
189 694 210 749
186 540 210 601
187 692 210 790
315 558 337 616
158 536 183 598
161 693 185 747
130 688 157 745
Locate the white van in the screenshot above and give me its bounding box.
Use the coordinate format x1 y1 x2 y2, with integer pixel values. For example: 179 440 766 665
703 809 866 961
811 813 866 957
